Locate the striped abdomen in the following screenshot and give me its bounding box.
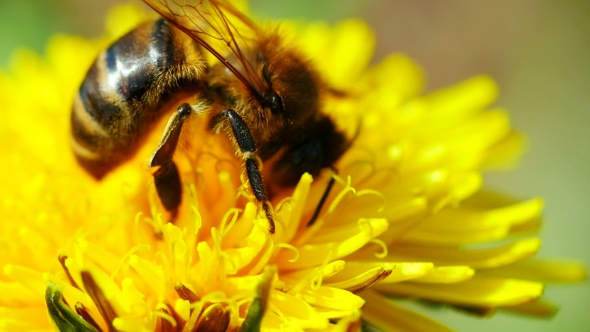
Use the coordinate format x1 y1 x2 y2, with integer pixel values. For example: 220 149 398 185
71 18 206 179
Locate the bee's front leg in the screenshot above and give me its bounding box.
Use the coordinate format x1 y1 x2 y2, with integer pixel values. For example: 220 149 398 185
148 103 193 217
211 109 275 234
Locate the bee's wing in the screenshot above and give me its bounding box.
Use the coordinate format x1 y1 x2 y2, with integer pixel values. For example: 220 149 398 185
143 0 266 94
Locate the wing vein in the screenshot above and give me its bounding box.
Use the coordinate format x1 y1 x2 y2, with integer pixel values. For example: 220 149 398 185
143 0 268 96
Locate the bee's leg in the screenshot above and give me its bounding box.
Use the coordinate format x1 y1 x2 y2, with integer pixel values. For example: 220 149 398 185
212 109 275 234
270 115 350 227
148 103 193 216
307 168 337 227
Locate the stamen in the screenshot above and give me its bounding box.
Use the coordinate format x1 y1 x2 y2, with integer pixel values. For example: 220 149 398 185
110 244 150 280
343 159 377 186
75 302 102 331
355 189 386 212
175 282 200 303
326 176 356 216
285 249 331 295
133 212 143 246
369 238 389 258
237 173 255 200
344 267 393 293
190 204 203 234
262 201 275 234
193 303 231 332
188 182 198 202
154 304 178 332
311 251 334 291
219 207 241 236
276 243 299 263
220 250 238 275
58 255 80 290
81 271 117 331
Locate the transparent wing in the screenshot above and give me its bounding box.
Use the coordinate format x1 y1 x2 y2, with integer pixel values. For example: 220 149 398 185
143 0 266 93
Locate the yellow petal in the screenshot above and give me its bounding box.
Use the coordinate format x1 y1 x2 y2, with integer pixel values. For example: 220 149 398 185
375 276 543 307
113 316 153 332
324 266 392 292
400 198 543 245
0 306 56 330
298 286 365 311
386 238 542 269
482 131 527 170
3 264 46 297
221 202 257 247
275 174 313 243
363 54 425 100
425 75 498 118
275 218 388 270
299 19 374 88
477 258 587 283
120 278 148 317
328 262 433 284
105 3 152 39
265 290 328 330
0 281 40 306
129 255 166 296
281 260 346 284
412 266 475 284
360 290 453 332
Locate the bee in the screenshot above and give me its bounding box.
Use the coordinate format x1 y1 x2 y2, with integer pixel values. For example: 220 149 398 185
70 0 351 233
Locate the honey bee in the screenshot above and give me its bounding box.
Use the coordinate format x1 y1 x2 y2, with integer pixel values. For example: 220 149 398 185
70 0 351 233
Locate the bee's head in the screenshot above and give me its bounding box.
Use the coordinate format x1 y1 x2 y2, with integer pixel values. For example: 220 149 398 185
255 37 322 128
208 35 322 141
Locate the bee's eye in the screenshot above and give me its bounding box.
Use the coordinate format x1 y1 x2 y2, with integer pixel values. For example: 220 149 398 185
260 65 283 114
264 91 284 115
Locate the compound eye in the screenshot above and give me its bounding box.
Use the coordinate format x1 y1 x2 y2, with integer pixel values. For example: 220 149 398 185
265 91 284 115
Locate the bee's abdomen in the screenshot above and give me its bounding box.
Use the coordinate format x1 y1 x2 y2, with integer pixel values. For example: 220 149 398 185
71 18 205 179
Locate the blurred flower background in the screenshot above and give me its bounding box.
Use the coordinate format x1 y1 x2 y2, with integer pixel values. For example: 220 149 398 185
0 0 588 331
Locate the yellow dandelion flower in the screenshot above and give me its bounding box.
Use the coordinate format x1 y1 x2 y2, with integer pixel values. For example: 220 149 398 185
0 2 586 332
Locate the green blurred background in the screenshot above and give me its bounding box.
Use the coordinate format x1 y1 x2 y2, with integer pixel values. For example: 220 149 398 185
1 0 588 331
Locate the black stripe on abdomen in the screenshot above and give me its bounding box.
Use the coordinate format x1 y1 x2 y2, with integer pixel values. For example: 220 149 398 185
79 61 127 129
107 18 180 104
